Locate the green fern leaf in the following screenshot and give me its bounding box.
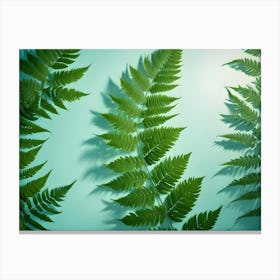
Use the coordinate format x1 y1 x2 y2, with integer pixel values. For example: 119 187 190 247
56 87 88 102
20 138 47 149
142 114 178 128
244 49 261 57
105 156 144 173
129 66 151 91
154 74 180 83
182 206 222 230
49 181 75 202
221 113 255 131
121 79 145 103
101 171 147 191
143 56 155 78
20 161 47 180
140 127 185 165
166 177 203 222
52 66 89 86
237 207 261 220
151 154 191 194
52 96 68 110
37 109 52 119
218 132 257 149
40 99 58 115
101 113 137 133
20 146 42 169
143 104 176 117
228 172 261 187
150 83 178 93
231 188 261 203
222 155 260 170
230 86 260 109
99 132 137 152
29 209 53 222
114 187 156 208
110 95 140 118
26 52 49 80
20 171 52 199
121 205 166 227
20 57 47 82
146 94 179 108
20 79 41 107
21 213 46 230
35 49 61 67
225 58 261 77
227 91 259 126
20 118 49 135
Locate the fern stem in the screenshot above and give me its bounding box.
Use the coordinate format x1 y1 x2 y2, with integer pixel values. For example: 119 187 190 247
135 100 174 230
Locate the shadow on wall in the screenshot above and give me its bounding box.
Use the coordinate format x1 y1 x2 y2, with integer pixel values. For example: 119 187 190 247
79 77 135 230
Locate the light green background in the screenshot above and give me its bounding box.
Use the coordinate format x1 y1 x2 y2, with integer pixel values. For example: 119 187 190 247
29 49 259 230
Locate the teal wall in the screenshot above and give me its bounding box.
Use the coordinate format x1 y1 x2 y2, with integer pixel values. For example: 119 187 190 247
30 49 259 230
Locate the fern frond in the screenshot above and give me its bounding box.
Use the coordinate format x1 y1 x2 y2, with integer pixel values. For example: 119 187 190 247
20 161 47 180
40 99 59 115
20 118 49 135
166 177 202 222
244 49 261 57
140 127 185 165
110 95 140 118
221 113 255 131
182 206 222 230
20 146 42 169
129 66 151 91
227 91 259 126
105 156 144 173
101 171 147 191
150 83 178 93
26 52 50 79
231 188 261 203
20 138 47 149
37 108 52 119
218 132 257 149
230 86 261 109
56 87 88 102
142 114 178 128
99 132 137 152
121 205 165 227
20 181 75 230
154 74 180 83
52 66 89 86
224 58 261 77
101 113 137 133
36 49 80 69
151 154 191 194
228 172 261 187
143 56 155 78
20 171 52 199
120 79 145 103
222 155 260 170
143 104 176 117
146 94 179 108
114 187 156 208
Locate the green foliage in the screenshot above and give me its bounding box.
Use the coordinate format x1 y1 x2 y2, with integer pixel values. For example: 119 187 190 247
99 49 221 230
121 206 166 227
20 181 75 230
20 49 89 120
166 177 202 222
224 58 261 77
19 49 89 230
217 50 261 226
182 207 222 230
